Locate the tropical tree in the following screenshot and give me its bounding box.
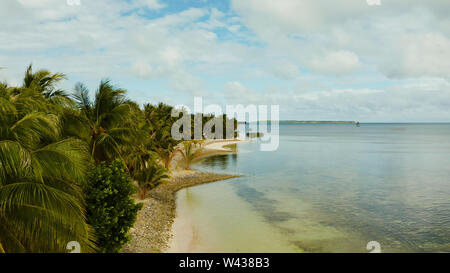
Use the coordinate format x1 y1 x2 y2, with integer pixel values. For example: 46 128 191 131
0 76 95 252
84 160 142 253
154 145 181 170
152 127 181 170
126 145 155 179
119 103 153 176
22 64 65 94
180 141 203 170
72 80 136 163
21 64 74 110
143 103 181 169
135 163 169 200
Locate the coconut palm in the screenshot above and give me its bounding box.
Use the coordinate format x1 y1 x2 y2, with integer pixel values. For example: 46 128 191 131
143 103 181 169
180 141 203 170
22 64 65 93
154 145 181 170
135 164 169 200
153 130 181 170
0 83 95 252
126 144 156 179
21 64 74 110
72 80 136 163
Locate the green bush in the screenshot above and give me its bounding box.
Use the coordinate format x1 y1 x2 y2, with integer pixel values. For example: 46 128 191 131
84 159 142 253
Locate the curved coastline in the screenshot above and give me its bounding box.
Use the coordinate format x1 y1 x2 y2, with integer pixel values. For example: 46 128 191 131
123 139 245 253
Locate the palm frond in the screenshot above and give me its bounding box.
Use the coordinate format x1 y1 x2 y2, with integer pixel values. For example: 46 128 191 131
33 138 91 184
10 113 60 149
0 141 34 185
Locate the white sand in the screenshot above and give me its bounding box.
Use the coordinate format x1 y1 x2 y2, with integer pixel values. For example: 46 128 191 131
202 138 247 152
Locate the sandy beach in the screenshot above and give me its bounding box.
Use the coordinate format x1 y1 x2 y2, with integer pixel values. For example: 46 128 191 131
123 139 245 253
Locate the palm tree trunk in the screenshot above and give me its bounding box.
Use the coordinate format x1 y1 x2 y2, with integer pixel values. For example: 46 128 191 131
164 157 170 169
91 140 96 158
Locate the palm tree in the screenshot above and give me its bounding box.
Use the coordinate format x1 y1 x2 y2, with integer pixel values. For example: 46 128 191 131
135 164 169 200
21 64 73 110
143 103 181 170
180 141 203 170
126 144 156 179
154 145 181 170
153 129 181 170
0 81 95 252
22 64 66 93
72 80 136 163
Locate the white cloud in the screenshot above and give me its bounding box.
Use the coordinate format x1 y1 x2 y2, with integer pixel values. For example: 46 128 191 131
130 60 153 79
223 81 294 107
289 78 450 121
0 67 20 86
380 33 450 78
309 51 362 76
231 0 450 79
1 0 450 121
136 0 166 10
224 81 265 104
296 88 383 100
148 8 208 27
168 70 206 96
272 62 301 80
0 2 252 97
231 0 370 36
220 77 450 122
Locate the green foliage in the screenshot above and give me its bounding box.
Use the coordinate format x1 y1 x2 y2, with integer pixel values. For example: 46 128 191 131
180 140 203 170
72 80 138 163
135 162 169 200
143 103 181 169
84 160 142 253
0 66 95 253
0 64 240 253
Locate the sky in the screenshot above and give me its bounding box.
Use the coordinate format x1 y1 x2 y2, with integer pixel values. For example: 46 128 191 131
1 0 450 122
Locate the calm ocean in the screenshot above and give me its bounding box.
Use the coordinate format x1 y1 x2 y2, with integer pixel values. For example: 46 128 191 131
171 123 450 252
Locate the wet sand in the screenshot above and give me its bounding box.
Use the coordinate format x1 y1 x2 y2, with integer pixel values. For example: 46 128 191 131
123 139 244 253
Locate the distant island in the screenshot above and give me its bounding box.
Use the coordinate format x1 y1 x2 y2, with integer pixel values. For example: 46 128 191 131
280 120 356 124
239 121 356 124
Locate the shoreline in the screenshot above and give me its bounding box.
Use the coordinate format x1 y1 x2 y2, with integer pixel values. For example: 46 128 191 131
123 139 245 253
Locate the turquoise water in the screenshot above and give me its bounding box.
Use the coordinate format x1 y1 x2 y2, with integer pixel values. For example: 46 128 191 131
172 123 450 253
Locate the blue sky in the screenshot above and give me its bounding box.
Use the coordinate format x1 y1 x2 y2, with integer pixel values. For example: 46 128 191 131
1 0 450 122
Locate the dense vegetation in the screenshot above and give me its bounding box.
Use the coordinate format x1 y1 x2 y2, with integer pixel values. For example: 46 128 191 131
84 160 142 253
0 65 237 253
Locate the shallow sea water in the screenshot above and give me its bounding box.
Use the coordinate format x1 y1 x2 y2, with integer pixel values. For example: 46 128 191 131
169 123 450 253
